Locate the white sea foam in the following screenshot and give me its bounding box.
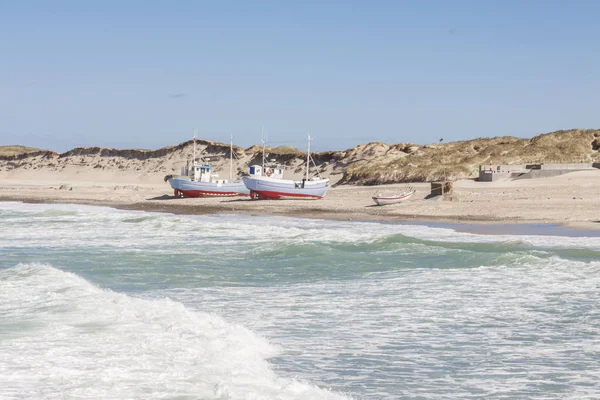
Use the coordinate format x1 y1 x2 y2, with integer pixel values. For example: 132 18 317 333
175 254 600 399
1 202 599 252
0 263 348 400
2 202 600 399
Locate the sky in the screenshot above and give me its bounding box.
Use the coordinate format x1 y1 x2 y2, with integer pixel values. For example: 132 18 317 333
1 1 600 152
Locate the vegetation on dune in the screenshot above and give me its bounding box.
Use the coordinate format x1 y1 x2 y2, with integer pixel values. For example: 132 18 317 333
2 129 599 185
338 129 600 185
0 146 44 157
267 146 305 155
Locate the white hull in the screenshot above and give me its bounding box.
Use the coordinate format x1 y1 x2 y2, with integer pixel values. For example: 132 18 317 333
372 191 415 206
169 177 249 197
242 176 329 199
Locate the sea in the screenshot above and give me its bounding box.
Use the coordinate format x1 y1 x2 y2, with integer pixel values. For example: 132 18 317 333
1 201 599 400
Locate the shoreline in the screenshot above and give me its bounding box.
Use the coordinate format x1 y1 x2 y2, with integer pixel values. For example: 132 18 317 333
2 191 600 238
1 169 599 236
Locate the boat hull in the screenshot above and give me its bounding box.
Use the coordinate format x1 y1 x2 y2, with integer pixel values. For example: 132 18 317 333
242 176 329 199
372 191 415 206
168 177 249 197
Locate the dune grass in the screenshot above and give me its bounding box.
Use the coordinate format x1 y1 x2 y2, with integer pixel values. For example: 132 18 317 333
0 146 43 157
340 129 600 184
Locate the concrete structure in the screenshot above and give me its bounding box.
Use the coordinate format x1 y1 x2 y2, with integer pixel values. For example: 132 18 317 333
430 181 457 201
478 163 527 181
478 162 600 181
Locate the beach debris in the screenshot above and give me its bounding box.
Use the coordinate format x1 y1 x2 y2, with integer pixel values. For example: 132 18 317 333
113 185 140 191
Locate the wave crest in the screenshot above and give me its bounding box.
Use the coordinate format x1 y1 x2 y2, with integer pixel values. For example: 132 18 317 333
0 263 347 399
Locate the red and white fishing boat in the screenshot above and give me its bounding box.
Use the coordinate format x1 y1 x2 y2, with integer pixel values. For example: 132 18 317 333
166 133 249 198
242 134 329 200
372 190 415 206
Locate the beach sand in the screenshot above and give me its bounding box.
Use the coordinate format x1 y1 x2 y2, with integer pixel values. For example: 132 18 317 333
1 170 599 233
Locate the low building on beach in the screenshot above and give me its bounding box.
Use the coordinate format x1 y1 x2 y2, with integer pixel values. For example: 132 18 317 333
478 162 600 181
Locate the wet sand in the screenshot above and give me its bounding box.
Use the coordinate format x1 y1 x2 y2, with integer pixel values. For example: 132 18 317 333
1 170 599 235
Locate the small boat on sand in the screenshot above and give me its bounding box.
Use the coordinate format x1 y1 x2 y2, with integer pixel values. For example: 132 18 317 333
372 190 415 206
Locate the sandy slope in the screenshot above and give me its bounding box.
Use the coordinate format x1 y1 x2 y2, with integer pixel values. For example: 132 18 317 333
3 129 599 187
1 170 599 230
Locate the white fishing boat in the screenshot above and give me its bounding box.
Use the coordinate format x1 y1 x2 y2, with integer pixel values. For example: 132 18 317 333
372 190 415 206
166 132 249 197
242 134 329 200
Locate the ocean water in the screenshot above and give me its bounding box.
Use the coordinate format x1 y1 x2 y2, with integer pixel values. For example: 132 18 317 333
1 202 599 400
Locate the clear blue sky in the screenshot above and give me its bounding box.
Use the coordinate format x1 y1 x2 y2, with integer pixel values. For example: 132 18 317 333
1 1 599 152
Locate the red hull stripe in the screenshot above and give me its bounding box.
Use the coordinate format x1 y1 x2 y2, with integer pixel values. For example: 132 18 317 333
252 182 326 191
253 190 323 199
180 189 248 197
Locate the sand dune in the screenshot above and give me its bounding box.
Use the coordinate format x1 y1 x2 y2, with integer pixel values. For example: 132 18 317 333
1 130 599 230
2 129 599 186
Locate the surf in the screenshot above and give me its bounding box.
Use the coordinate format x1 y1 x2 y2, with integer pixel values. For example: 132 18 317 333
0 263 348 399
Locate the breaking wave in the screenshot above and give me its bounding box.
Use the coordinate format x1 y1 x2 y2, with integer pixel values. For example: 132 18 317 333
0 263 348 400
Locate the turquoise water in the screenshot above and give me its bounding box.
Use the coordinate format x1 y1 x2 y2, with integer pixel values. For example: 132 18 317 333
1 201 599 399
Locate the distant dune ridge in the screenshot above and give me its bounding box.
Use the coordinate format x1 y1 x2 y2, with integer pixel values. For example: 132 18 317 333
1 129 599 185
0 145 47 157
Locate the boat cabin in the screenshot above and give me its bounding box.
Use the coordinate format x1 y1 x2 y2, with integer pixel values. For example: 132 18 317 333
249 165 284 179
183 164 227 183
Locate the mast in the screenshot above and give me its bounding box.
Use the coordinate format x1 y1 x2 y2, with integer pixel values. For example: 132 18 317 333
305 133 311 181
229 134 234 181
261 125 266 169
193 128 197 166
